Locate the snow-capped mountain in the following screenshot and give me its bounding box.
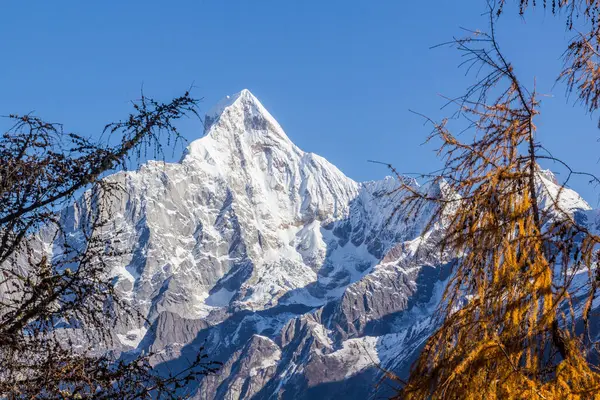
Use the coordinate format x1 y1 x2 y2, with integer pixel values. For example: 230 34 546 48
56 89 598 399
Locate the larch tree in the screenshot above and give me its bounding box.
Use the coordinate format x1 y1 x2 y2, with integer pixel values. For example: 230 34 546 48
0 92 220 399
391 3 600 399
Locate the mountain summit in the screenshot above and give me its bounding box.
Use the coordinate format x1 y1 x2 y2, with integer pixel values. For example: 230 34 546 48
54 91 598 399
202 89 282 135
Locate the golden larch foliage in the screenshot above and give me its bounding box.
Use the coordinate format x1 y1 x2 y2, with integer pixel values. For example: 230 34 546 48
393 6 600 399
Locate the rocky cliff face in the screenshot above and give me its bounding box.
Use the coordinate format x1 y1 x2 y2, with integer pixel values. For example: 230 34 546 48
54 89 599 399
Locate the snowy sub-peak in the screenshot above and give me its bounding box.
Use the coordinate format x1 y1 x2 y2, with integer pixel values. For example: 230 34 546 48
536 167 591 215
50 90 600 399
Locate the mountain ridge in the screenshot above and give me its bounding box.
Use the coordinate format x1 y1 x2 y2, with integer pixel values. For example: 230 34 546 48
52 89 599 399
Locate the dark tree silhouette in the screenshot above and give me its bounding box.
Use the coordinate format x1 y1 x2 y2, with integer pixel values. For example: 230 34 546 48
0 91 220 399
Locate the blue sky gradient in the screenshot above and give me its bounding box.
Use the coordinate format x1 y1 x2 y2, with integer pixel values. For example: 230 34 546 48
2 0 599 203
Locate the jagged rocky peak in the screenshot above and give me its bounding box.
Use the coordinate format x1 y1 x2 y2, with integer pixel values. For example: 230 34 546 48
180 89 358 224
181 89 302 171
203 89 269 130
188 89 291 153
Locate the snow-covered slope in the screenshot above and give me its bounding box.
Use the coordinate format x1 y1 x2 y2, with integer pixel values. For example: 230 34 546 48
54 90 598 399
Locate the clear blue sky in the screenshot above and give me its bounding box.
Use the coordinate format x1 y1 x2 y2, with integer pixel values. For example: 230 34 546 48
2 1 600 203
